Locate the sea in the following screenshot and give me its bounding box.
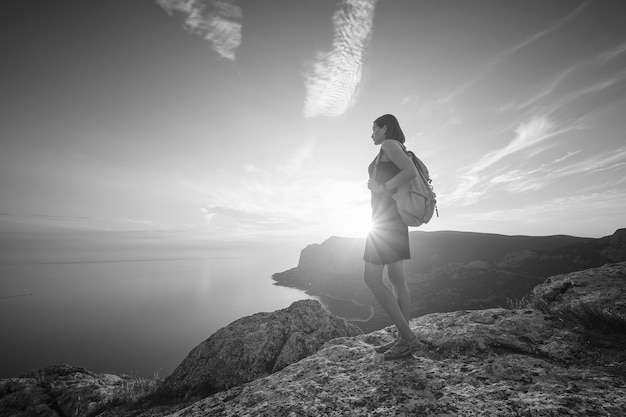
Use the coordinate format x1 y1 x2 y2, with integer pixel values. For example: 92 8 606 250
0 234 319 379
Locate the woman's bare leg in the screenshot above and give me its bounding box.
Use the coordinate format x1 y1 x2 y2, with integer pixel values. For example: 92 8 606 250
364 261 413 341
387 261 411 322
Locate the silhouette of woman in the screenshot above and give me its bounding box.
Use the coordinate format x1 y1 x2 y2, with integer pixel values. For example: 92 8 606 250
363 114 423 359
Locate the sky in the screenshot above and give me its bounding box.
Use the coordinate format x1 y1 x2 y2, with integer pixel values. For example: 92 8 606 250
1 0 625 244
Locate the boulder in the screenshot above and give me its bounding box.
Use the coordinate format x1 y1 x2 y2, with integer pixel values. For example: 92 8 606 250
158 299 362 400
533 261 626 319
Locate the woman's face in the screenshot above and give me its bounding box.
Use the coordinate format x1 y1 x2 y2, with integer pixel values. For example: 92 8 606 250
371 123 386 145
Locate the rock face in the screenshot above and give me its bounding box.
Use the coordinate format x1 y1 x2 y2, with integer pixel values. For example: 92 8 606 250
164 262 626 417
273 237 371 306
158 299 362 400
534 261 626 317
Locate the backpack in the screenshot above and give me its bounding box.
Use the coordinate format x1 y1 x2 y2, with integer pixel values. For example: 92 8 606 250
374 143 438 227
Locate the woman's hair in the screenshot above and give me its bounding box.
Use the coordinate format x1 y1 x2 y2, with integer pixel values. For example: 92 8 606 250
374 114 405 144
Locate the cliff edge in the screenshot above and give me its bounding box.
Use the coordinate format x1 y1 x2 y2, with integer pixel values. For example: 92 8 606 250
162 262 626 417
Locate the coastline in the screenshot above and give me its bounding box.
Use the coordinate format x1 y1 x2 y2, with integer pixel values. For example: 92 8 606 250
272 275 374 323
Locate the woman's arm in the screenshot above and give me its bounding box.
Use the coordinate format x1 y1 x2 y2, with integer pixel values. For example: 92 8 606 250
369 139 418 193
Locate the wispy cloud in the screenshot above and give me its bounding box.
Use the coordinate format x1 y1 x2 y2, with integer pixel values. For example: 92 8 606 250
471 116 556 174
447 143 626 209
0 213 159 232
496 66 577 113
157 0 242 61
597 42 626 65
494 1 590 62
276 141 315 176
302 0 377 119
551 150 582 164
496 43 626 134
192 150 372 238
551 147 626 177
438 1 590 104
198 175 371 238
443 115 590 206
547 70 626 115
454 187 626 235
443 173 484 207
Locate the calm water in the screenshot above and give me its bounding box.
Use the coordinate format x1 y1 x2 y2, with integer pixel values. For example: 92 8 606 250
0 239 314 378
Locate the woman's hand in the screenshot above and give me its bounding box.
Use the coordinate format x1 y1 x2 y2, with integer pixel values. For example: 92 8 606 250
368 179 385 193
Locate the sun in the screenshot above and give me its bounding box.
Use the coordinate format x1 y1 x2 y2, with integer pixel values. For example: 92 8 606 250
326 209 372 238
314 182 373 238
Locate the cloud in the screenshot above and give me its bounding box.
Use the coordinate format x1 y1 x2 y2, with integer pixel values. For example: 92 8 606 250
494 1 590 62
0 213 161 232
199 179 371 238
302 0 377 118
276 141 315 176
496 66 577 113
551 150 582 164
597 42 626 65
125 218 156 226
438 1 590 104
484 146 626 196
455 188 626 233
195 158 372 238
443 116 587 207
550 70 626 113
452 145 626 207
157 0 242 61
440 173 480 207
470 116 556 174
552 147 626 177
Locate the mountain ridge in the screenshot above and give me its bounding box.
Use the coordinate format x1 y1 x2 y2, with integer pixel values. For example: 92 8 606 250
273 229 626 331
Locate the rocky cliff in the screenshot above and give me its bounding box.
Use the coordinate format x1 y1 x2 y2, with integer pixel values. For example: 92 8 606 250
2 261 625 416
157 300 362 400
158 262 626 416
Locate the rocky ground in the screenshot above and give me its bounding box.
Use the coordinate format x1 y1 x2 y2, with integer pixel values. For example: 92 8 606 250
2 262 625 416
0 365 160 417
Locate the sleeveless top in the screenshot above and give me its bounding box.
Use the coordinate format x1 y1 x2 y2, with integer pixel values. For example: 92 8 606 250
368 155 404 226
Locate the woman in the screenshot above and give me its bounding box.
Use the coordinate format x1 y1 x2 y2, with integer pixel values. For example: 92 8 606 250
364 114 422 359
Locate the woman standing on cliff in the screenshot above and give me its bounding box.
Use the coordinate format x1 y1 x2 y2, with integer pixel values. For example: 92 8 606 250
364 114 423 359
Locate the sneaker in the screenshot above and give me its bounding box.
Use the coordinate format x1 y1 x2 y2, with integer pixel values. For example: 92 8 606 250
383 335 422 360
374 337 400 354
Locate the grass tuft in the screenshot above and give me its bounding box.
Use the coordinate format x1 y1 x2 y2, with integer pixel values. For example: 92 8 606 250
551 303 626 335
507 294 626 334
117 370 164 404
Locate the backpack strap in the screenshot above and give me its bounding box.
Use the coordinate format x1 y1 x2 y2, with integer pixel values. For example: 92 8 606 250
371 150 382 179
373 140 418 178
396 142 430 180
